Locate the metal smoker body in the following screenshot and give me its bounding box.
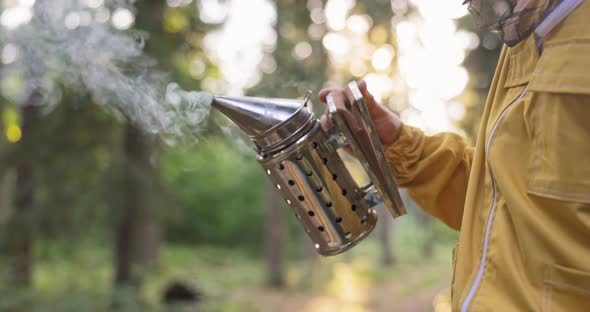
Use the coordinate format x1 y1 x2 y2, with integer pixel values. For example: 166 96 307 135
213 81 405 256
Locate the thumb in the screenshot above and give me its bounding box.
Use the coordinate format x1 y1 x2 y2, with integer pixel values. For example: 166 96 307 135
358 80 383 116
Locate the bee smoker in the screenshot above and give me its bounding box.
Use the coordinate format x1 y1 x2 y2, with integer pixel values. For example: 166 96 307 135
212 81 405 256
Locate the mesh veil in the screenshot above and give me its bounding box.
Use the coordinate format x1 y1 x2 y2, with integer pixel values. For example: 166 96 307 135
465 0 561 46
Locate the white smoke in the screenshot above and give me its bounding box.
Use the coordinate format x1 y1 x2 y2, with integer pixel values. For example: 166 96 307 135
0 0 213 138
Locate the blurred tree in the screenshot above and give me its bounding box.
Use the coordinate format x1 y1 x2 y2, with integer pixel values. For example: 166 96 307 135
415 208 434 259
113 0 224 295
1 0 46 291
9 99 40 289
362 0 399 267
253 0 329 286
301 0 329 267
264 181 285 287
379 209 396 267
113 0 166 294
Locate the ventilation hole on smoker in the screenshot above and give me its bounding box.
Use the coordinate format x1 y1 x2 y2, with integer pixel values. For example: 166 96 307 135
318 226 325 232
313 142 319 149
276 184 281 190
295 213 301 219
306 171 313 177
278 163 285 170
326 202 333 207
328 241 338 247
342 189 347 196
286 199 291 205
345 232 352 240
296 153 303 160
266 169 271 175
316 186 323 192
308 211 315 217
314 243 320 248
361 216 367 224
351 204 357 211
288 180 295 186
298 195 305 201
332 174 338 180
306 228 311 233
335 217 342 223
323 158 328 165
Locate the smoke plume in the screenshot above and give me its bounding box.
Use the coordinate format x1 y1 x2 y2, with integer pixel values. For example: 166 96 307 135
0 0 212 139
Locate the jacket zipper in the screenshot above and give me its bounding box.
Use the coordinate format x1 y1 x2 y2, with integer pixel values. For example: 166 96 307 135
460 86 529 312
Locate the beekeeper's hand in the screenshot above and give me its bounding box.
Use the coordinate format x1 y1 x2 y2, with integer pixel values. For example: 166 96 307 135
318 80 402 148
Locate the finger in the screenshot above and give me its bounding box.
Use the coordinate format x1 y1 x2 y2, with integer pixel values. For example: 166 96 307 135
318 87 345 103
358 80 376 106
358 80 384 116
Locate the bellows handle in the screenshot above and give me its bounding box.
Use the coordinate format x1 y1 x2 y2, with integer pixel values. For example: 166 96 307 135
326 81 406 218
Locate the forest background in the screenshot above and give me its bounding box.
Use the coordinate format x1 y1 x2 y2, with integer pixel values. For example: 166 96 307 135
0 0 501 310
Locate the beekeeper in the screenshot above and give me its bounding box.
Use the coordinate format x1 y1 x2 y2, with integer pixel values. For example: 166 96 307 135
320 0 590 310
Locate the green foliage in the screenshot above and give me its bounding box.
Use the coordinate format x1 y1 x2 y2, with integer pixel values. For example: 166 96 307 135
161 138 267 251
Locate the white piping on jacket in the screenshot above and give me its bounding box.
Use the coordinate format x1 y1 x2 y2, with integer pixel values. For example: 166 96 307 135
460 86 529 312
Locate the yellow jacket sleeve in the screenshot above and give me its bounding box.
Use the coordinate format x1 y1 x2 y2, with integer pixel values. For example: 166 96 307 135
385 125 473 230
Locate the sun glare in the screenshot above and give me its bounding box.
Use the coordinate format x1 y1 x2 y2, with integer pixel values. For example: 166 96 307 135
0 3 34 29
394 0 472 134
111 8 134 30
203 0 276 95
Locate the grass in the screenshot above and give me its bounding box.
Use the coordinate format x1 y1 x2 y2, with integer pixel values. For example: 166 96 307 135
0 217 457 311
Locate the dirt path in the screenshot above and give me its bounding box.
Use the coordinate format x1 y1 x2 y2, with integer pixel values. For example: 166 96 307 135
229 262 451 312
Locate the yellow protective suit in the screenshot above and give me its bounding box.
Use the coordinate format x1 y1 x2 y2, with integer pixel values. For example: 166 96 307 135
385 2 590 311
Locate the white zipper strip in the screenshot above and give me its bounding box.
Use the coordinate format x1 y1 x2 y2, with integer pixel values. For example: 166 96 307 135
461 86 529 312
535 0 585 52
535 0 584 39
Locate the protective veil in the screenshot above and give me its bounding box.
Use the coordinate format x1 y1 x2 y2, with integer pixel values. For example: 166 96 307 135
465 0 560 46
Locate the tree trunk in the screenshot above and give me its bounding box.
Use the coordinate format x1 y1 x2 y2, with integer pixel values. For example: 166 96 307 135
264 181 285 287
1 102 39 294
114 124 160 292
416 212 433 259
379 209 396 267
113 0 163 294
